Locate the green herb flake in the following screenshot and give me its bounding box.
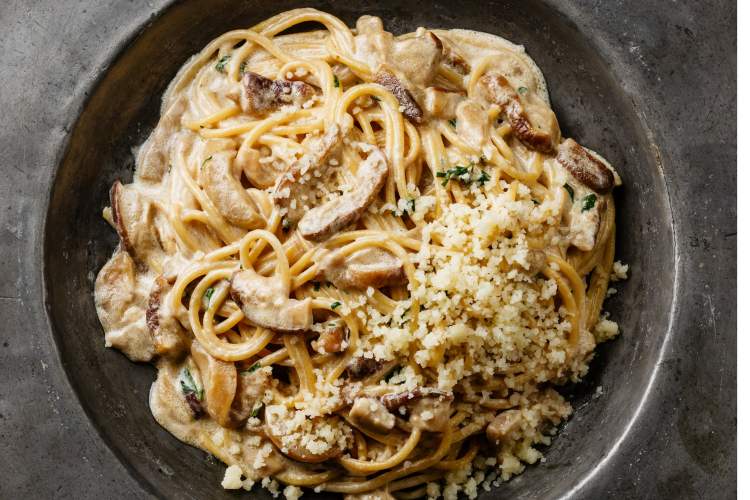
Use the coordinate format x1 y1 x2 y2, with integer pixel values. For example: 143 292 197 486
239 61 247 74
435 171 447 178
202 156 213 166
517 86 528 95
204 287 215 301
331 301 342 310
281 218 291 232
243 362 261 373
179 367 203 401
448 118 457 128
581 193 597 212
250 403 263 418
563 183 575 201
407 198 416 213
333 75 340 88
477 170 491 186
215 55 231 73
372 95 380 102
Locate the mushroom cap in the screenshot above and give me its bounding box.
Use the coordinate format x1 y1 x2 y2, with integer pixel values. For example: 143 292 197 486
230 268 312 333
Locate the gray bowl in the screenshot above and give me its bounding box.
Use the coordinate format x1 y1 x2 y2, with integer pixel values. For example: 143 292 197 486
1 0 735 498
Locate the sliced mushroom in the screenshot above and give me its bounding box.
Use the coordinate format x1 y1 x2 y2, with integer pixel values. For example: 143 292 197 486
241 71 315 114
198 151 265 229
314 318 349 354
146 275 189 358
349 397 396 434
272 125 343 224
455 99 490 151
110 180 165 266
136 96 185 182
235 147 284 189
149 361 201 440
321 247 406 290
190 340 237 427
479 72 556 154
381 388 453 432
94 250 155 362
556 139 615 193
297 148 388 241
486 409 523 444
230 268 312 333
375 68 424 124
388 30 443 87
229 366 272 425
264 405 347 463
346 357 382 380
423 86 465 119
429 32 470 75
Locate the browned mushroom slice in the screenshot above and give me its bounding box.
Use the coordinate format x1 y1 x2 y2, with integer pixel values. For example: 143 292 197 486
381 388 454 432
241 71 315 114
110 180 164 266
190 341 237 427
264 405 347 463
230 268 312 333
314 318 349 353
346 357 382 380
429 32 470 75
150 361 203 436
321 247 406 290
198 151 265 229
479 72 555 154
297 148 388 241
349 397 396 434
375 68 424 124
146 275 189 358
94 249 155 362
229 366 272 425
272 125 343 224
556 138 615 193
136 96 186 182
486 409 523 444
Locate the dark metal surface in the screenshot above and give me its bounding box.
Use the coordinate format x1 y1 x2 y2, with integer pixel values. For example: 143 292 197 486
0 0 735 498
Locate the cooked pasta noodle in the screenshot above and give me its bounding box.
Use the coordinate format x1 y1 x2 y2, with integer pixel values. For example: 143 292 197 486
93 8 627 499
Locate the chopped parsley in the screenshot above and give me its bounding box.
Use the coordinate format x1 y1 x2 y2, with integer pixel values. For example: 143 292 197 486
476 170 491 186
239 61 247 74
243 362 261 373
448 118 457 128
372 95 380 102
179 367 203 400
563 183 575 201
250 403 263 418
517 86 528 94
331 301 342 310
204 287 215 301
407 198 416 213
202 156 213 166
215 55 231 73
333 75 340 88
581 193 597 212
436 165 489 187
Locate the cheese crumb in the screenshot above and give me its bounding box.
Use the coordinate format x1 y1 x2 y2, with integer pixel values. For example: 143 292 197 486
221 465 243 489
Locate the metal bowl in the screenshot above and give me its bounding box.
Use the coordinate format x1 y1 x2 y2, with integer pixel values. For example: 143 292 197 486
2 0 735 498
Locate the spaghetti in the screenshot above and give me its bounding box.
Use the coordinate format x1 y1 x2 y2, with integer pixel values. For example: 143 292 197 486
93 8 626 499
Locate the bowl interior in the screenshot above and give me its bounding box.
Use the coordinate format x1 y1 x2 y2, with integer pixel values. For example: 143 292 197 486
44 1 674 498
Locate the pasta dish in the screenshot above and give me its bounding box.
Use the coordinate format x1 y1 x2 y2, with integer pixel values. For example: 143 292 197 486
94 8 627 499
